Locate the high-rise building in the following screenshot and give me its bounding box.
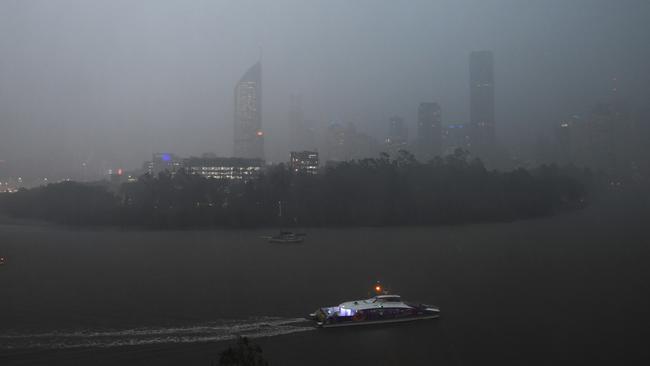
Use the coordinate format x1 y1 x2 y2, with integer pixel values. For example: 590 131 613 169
323 122 380 162
148 153 183 176
587 103 634 175
234 62 264 160
388 116 407 144
386 116 408 156
442 123 472 156
288 95 315 151
553 117 577 165
417 103 442 160
184 157 263 181
290 151 319 175
469 51 495 158
551 104 635 175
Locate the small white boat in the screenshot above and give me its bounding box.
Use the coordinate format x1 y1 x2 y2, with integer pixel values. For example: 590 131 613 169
267 231 304 244
307 285 440 328
264 201 306 244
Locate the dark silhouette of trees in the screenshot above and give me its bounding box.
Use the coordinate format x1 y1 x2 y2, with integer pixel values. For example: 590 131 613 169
0 151 591 228
217 337 269 366
0 181 118 225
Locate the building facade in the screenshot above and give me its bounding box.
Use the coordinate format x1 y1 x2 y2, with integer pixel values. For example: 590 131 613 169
322 122 380 162
234 62 264 160
288 94 315 151
290 151 319 175
385 116 408 156
417 102 442 160
184 157 263 181
469 51 495 159
442 123 472 156
148 153 183 176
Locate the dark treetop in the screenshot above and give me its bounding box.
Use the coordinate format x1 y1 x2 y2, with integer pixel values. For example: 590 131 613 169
0 150 590 229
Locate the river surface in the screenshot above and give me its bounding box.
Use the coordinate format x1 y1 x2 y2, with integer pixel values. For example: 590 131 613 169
1 194 649 365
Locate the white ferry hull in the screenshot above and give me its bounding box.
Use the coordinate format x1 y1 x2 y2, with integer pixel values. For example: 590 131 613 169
317 313 440 328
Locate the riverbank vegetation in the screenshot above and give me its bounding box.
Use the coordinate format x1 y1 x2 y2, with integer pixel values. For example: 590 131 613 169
0 151 591 228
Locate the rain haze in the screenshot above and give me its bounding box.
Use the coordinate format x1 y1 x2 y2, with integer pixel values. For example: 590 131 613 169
1 0 649 179
1 1 650 366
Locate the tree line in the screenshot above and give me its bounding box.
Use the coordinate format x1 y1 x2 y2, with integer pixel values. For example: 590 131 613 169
0 150 591 228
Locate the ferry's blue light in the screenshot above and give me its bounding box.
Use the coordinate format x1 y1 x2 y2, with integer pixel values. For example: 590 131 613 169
339 308 355 316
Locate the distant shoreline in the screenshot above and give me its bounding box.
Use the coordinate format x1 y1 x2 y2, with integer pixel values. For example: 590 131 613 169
0 154 593 230
0 207 585 233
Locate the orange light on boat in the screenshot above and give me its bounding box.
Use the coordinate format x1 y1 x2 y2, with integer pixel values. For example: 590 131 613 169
375 285 382 292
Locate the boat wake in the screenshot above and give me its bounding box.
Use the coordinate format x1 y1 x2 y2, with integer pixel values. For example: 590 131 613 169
0 317 314 350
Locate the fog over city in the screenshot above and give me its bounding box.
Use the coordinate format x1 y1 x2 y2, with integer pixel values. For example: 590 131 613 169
1 0 649 181
3 2 650 365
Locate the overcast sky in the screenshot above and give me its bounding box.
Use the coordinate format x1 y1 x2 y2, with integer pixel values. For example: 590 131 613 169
1 0 649 177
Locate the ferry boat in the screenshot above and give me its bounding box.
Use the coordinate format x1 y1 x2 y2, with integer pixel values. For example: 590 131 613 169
308 286 440 328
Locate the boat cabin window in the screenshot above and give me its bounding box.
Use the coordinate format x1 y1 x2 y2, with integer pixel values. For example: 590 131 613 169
376 296 402 302
338 307 354 316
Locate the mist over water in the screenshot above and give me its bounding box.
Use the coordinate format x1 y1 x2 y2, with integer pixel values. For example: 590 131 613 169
1 1 650 365
2 192 649 365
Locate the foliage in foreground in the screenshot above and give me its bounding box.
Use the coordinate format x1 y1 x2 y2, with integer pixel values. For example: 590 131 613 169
215 337 269 366
0 150 591 228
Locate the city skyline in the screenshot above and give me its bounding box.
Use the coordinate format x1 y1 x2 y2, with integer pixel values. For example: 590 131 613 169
1 4 649 365
0 1 648 180
0 43 643 185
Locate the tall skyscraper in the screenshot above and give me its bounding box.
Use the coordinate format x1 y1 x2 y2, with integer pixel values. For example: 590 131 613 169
417 102 442 160
386 116 408 156
442 123 472 156
288 94 314 151
234 62 264 160
324 122 379 162
288 94 304 147
469 51 495 158
388 116 407 144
